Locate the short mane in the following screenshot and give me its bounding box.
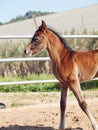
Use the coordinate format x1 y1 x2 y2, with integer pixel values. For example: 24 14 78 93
48 28 72 51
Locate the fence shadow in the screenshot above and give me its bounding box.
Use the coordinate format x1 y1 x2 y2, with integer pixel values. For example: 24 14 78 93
0 125 83 130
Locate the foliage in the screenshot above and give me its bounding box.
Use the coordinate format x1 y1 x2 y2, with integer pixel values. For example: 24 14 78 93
81 80 98 90
11 103 24 107
0 73 98 92
0 74 60 92
66 29 98 51
25 11 54 18
9 16 26 23
0 22 3 25
1 11 54 24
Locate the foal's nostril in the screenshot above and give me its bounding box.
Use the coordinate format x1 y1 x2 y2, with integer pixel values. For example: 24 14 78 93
24 49 26 54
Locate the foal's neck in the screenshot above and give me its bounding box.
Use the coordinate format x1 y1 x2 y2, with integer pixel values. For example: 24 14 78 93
46 30 69 64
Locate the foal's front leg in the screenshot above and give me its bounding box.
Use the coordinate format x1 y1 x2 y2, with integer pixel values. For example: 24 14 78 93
59 84 68 130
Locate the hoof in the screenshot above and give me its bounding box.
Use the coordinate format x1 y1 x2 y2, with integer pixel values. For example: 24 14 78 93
0 103 6 109
93 125 98 130
95 125 98 130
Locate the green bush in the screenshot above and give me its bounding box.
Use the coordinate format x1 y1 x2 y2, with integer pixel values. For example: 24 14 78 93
81 80 98 90
0 83 60 92
0 74 60 92
0 74 98 92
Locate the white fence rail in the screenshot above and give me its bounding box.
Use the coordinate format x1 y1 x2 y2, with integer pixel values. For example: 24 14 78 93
0 79 59 86
0 57 50 63
0 35 98 39
0 35 98 86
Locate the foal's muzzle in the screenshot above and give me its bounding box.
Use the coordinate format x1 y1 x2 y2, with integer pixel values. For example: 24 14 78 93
24 48 32 57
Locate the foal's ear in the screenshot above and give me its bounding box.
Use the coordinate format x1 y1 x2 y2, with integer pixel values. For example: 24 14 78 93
41 20 47 31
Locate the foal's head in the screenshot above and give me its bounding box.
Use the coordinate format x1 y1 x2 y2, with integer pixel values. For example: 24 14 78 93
24 20 48 56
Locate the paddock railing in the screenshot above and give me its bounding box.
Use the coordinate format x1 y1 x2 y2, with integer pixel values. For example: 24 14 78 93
0 35 98 39
0 35 98 86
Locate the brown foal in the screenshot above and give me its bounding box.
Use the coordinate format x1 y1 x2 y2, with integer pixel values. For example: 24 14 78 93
24 21 98 130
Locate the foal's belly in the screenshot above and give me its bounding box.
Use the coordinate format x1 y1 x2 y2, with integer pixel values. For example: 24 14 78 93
79 68 98 82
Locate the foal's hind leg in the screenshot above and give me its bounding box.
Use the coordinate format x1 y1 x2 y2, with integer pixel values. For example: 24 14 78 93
59 84 68 130
69 79 98 130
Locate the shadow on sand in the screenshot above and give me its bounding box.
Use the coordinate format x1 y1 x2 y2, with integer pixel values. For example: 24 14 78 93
0 125 83 130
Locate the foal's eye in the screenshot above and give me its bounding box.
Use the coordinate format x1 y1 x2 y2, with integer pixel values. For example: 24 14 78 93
34 37 40 42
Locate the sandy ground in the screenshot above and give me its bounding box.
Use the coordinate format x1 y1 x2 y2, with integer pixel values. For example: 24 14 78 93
0 92 98 130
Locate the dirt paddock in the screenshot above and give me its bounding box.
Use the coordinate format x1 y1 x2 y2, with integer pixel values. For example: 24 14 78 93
0 92 98 130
